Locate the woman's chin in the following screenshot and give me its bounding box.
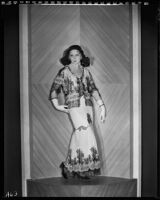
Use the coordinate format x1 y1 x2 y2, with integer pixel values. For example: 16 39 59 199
71 62 79 65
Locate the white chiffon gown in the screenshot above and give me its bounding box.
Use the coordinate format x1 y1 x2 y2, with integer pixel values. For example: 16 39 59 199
63 95 101 177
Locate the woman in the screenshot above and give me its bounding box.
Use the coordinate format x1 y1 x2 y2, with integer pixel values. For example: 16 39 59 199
49 45 106 179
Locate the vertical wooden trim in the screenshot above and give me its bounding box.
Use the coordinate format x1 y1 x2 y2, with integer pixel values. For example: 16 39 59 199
19 5 30 197
28 5 34 179
129 4 133 180
132 4 141 197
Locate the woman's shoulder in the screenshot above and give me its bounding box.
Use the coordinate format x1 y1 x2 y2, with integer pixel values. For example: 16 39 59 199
57 66 68 75
84 67 91 76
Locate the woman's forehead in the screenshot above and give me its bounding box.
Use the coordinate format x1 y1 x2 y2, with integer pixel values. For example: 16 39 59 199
69 49 80 55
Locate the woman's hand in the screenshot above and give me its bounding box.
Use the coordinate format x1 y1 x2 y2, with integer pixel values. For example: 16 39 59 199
55 105 69 113
97 99 106 123
100 105 106 123
51 99 69 114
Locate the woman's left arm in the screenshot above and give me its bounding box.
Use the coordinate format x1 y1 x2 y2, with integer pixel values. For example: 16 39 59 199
88 70 106 123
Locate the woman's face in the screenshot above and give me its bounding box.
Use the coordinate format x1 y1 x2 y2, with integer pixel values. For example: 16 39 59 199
69 49 82 65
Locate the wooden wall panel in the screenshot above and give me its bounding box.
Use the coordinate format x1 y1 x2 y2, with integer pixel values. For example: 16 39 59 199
30 5 80 178
80 5 131 178
30 5 131 179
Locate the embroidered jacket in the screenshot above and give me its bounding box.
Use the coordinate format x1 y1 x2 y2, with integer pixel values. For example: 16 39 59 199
49 66 102 109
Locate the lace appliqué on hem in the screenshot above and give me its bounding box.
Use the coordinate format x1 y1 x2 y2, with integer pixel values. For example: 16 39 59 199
64 146 100 173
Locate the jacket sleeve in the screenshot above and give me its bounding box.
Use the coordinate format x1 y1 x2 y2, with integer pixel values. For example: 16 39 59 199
48 69 64 101
87 70 102 101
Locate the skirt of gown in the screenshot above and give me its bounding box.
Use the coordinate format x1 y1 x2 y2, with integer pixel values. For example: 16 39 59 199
63 95 101 177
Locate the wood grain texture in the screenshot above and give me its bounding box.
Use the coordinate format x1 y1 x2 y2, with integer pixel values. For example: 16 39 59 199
27 176 137 197
29 5 131 179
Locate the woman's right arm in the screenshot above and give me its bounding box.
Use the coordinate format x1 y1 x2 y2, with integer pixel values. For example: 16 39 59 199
49 69 69 114
51 98 69 113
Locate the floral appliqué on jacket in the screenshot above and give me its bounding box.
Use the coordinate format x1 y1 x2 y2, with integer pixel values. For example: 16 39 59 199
49 66 101 109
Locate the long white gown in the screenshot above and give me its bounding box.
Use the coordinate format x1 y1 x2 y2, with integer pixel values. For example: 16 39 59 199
63 95 101 177
49 66 102 178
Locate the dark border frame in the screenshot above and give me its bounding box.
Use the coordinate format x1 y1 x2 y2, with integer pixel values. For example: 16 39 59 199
3 6 22 197
141 2 159 197
3 2 159 197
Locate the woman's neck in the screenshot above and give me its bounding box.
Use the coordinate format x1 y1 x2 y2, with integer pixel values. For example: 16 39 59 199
69 63 81 71
68 63 83 78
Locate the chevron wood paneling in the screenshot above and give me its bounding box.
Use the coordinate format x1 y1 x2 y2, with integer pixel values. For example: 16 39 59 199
30 5 81 178
80 5 131 178
29 5 132 179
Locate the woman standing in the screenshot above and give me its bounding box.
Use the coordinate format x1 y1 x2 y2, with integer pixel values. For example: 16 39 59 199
49 45 106 179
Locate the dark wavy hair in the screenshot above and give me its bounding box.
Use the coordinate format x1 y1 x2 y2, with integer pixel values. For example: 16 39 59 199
59 45 90 67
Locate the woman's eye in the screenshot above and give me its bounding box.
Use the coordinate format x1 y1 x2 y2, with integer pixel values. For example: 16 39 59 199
70 54 80 57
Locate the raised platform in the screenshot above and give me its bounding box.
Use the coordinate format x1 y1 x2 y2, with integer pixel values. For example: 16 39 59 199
27 176 137 197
